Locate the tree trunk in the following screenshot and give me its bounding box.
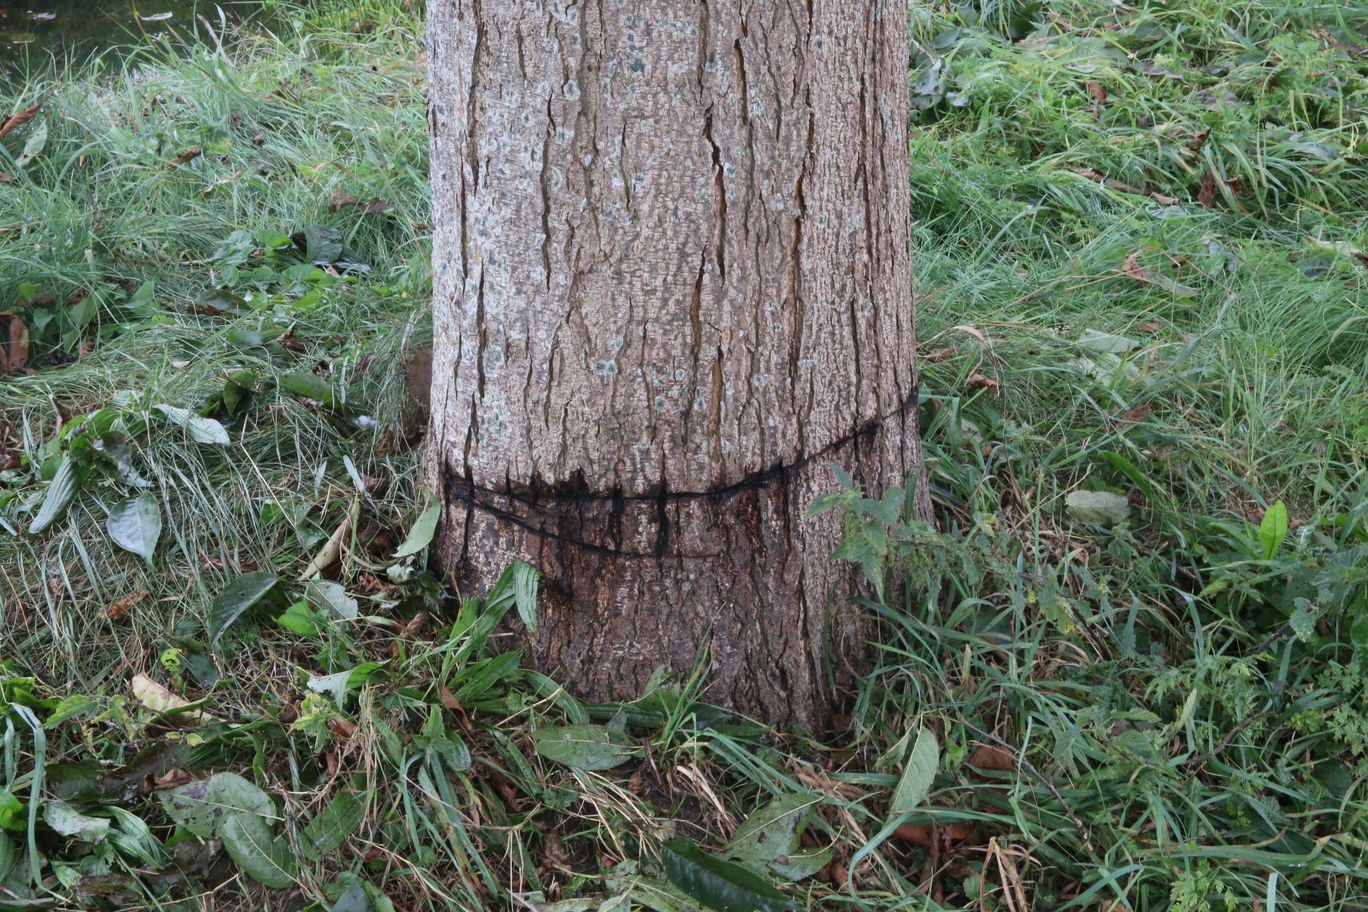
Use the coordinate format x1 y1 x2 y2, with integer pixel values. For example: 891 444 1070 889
425 0 926 730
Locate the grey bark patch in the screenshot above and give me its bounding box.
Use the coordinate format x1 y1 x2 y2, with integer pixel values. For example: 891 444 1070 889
426 0 927 729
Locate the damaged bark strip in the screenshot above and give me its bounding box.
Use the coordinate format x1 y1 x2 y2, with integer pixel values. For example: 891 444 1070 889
426 0 926 729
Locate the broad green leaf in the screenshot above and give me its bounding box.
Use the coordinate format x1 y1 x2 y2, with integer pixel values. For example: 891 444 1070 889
1290 597 1323 642
276 601 320 635
303 224 345 265
533 724 635 771
0 793 23 836
107 494 162 562
661 837 794 912
300 791 364 861
1065 490 1130 526
512 560 541 631
220 811 297 888
0 831 14 883
725 793 819 864
27 455 80 534
1098 450 1165 505
767 846 831 882
154 404 230 445
208 571 280 644
42 801 109 843
327 876 376 912
158 773 274 839
280 371 339 406
1260 501 1289 560
392 489 440 559
597 896 632 912
888 728 939 820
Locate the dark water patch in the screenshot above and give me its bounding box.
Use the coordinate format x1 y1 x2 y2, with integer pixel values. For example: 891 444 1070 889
0 1 262 68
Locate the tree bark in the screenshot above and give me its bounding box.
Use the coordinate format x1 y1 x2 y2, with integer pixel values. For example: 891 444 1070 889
426 0 927 730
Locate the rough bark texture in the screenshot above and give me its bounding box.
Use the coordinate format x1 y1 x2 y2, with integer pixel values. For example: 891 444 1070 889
426 0 926 730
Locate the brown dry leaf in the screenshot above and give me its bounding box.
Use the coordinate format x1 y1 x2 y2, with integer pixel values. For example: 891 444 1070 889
438 684 462 712
1117 403 1154 424
924 346 956 363
329 188 360 210
1310 27 1367 56
0 103 41 140
0 171 14 183
1197 171 1218 208
170 148 202 166
102 589 150 621
328 717 358 739
1120 252 1200 296
148 768 194 792
1084 81 1107 105
1071 167 1178 206
966 374 1000 393
1122 253 1149 282
0 312 30 375
968 745 1015 771
894 823 933 845
1188 129 1211 151
894 822 974 844
329 187 394 214
402 610 431 639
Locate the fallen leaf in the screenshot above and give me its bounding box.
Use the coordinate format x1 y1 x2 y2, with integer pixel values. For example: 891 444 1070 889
1117 403 1153 424
102 589 150 620
1311 27 1367 56
924 346 956 363
1197 171 1218 208
1070 167 1178 206
1066 490 1131 525
0 103 41 140
0 171 14 182
170 148 202 166
1122 253 1148 281
967 745 1014 771
1188 129 1211 151
328 717 358 739
966 374 1000 393
1120 252 1200 297
131 674 216 724
299 506 355 580
148 768 194 791
893 822 973 844
0 311 30 375
329 187 394 214
1084 81 1107 105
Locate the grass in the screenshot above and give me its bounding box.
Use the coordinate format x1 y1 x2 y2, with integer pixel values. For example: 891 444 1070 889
2 0 1368 910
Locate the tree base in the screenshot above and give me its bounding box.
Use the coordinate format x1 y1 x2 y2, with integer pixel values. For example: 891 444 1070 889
432 398 927 732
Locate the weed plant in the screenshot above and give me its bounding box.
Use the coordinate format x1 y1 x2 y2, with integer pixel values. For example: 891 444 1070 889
1 1 1367 910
